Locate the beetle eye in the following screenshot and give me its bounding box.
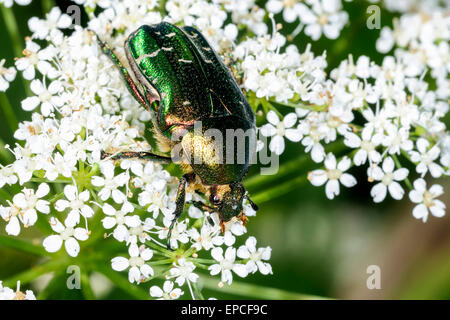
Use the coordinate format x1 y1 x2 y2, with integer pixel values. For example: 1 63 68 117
210 195 221 205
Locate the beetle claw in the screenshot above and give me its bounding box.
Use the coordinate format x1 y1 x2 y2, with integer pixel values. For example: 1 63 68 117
220 220 226 234
100 150 108 160
239 212 248 226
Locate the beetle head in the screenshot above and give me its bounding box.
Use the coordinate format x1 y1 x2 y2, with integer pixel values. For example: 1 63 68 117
209 182 257 232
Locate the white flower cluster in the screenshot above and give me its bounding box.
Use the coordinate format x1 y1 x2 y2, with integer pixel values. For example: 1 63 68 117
0 0 448 299
0 0 273 300
266 0 349 40
0 0 30 8
0 281 36 300
230 2 448 220
0 59 17 92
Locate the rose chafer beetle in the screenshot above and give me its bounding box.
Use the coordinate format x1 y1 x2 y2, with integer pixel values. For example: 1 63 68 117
93 22 258 249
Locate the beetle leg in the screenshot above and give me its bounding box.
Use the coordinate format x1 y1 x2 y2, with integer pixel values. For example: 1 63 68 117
101 150 172 164
166 173 194 249
190 201 216 226
190 201 214 213
90 31 149 110
244 194 259 211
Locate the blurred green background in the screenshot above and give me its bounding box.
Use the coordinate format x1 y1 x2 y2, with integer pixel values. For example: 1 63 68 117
0 0 449 299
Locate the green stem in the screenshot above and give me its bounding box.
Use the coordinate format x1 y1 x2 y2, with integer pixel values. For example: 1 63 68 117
192 281 205 300
246 141 344 190
146 239 174 258
0 93 19 134
0 5 32 98
2 257 67 288
41 0 56 14
36 271 66 300
80 270 96 300
0 137 14 163
270 99 327 112
30 177 72 184
147 258 173 266
252 174 307 204
392 154 413 190
0 5 22 58
0 234 49 257
250 141 348 203
0 188 12 204
201 277 331 300
95 264 149 300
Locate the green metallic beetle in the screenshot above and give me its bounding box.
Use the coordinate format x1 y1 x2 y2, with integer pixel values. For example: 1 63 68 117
94 22 258 248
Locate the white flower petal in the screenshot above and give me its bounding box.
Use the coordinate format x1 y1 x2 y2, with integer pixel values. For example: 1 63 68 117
412 204 428 222
308 170 327 186
150 286 163 298
382 157 395 173
232 264 248 278
269 135 285 155
371 183 387 203
36 183 50 198
111 257 129 271
65 237 80 257
283 113 297 128
325 180 340 199
340 173 357 188
43 235 63 253
74 228 89 241
5 216 20 236
393 168 408 181
266 110 280 126
285 128 302 142
388 182 404 200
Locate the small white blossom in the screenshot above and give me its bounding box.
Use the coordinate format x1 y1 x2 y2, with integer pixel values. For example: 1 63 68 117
266 0 301 23
169 258 199 286
209 247 248 285
28 7 72 41
0 59 17 92
102 202 141 242
409 138 443 178
92 161 128 203
0 281 35 300
260 111 302 155
344 129 381 166
409 178 446 222
111 243 154 283
15 40 41 80
308 153 357 199
150 281 183 300
21 79 63 116
369 157 409 202
43 217 89 257
297 0 348 40
237 237 272 275
188 223 224 251
55 185 94 226
0 183 50 235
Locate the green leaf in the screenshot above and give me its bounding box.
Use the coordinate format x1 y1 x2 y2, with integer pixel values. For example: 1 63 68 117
0 234 49 257
2 258 67 288
95 264 150 300
201 277 331 300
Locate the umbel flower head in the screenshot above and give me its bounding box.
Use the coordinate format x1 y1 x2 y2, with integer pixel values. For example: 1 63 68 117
0 0 448 300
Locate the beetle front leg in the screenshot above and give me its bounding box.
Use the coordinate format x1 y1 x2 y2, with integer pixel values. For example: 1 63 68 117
190 201 216 226
101 151 172 164
90 31 150 110
166 173 194 249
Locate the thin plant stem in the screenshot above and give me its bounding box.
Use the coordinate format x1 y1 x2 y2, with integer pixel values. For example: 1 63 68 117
0 5 32 97
0 93 19 134
201 276 331 300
